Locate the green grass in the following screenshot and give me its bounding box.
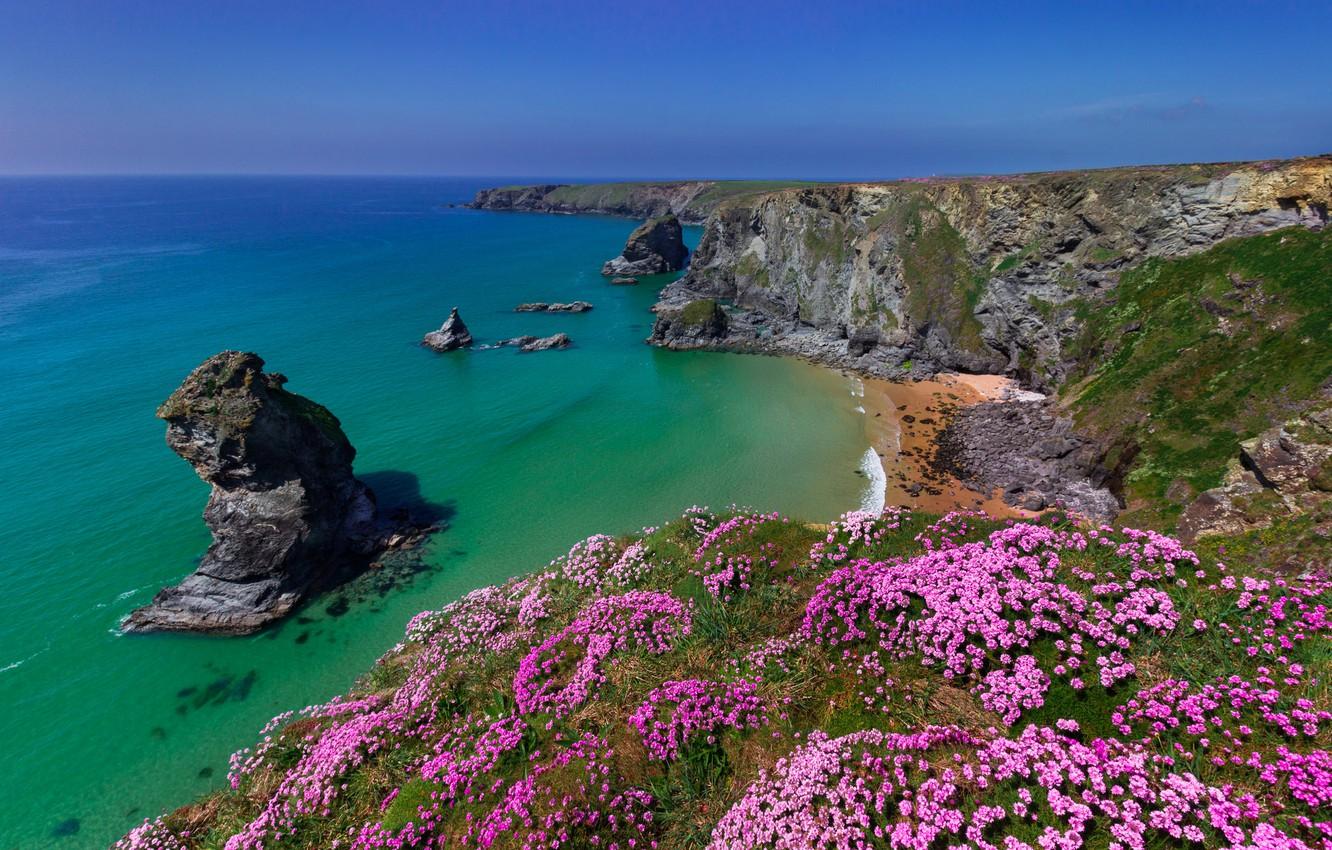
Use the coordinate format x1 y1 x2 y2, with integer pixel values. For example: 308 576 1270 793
1063 226 1332 528
679 299 723 326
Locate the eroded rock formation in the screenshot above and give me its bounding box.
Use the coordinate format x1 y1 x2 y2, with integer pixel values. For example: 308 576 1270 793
124 352 425 634
423 307 474 351
602 214 688 276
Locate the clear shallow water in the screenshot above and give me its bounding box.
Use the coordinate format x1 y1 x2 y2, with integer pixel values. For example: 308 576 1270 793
0 177 871 848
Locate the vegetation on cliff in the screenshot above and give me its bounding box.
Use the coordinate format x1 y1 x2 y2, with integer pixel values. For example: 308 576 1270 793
120 505 1330 850
1063 226 1332 529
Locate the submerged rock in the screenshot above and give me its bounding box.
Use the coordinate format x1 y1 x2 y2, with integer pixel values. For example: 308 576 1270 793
423 307 474 351
610 277 639 286
601 214 687 276
496 333 572 352
513 301 593 313
123 352 428 635
648 298 729 350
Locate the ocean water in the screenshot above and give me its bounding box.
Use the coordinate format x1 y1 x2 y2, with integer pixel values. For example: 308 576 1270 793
0 177 875 848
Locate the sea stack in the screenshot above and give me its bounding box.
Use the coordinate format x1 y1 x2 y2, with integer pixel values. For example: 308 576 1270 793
124 352 383 634
423 307 474 351
601 214 687 276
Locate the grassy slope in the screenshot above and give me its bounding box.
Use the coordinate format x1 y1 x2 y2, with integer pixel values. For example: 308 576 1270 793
124 507 1331 849
1064 226 1332 528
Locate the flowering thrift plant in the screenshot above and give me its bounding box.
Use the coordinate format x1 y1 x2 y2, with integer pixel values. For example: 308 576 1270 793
115 507 1331 850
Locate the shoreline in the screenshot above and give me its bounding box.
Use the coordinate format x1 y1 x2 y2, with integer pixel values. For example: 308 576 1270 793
853 372 1037 519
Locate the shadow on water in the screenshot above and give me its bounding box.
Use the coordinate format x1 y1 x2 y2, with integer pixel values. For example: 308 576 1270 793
291 469 456 627
359 469 455 526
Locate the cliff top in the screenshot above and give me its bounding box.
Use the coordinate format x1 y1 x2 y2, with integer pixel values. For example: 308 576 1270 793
119 503 1332 849
471 154 1332 221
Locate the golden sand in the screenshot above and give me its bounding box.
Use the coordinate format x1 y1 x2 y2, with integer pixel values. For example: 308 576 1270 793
858 373 1035 518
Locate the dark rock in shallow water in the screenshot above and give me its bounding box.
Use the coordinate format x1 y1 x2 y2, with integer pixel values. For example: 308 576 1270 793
422 307 473 351
496 333 572 352
513 301 593 313
648 298 729 350
601 214 687 276
610 277 639 286
123 352 432 635
52 819 80 838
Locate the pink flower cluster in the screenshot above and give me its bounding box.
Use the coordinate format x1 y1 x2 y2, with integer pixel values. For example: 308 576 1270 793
629 678 770 761
798 522 1192 723
709 724 1303 850
513 591 693 717
692 511 785 600
113 817 190 850
807 506 911 567
352 732 656 850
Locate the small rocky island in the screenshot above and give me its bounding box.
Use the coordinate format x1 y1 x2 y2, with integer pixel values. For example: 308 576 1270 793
123 352 429 634
514 301 593 313
495 332 571 352
601 213 687 276
422 307 473 351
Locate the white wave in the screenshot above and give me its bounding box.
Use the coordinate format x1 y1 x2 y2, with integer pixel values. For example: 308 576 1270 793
858 446 887 512
853 405 865 414
0 648 47 674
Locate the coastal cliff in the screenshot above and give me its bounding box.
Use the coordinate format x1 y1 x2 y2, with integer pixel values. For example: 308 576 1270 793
469 180 817 224
650 156 1331 387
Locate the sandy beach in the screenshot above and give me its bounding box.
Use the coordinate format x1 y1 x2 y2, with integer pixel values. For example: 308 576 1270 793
857 373 1036 518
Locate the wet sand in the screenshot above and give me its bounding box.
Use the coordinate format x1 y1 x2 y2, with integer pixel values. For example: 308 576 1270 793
856 373 1035 518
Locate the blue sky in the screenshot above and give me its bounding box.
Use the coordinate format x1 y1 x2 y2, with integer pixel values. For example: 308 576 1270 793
2 0 1329 178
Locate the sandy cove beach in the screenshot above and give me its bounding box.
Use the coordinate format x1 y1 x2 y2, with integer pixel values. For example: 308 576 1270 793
858 373 1036 518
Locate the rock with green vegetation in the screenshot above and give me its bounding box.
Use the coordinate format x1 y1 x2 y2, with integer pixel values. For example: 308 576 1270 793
1065 225 1332 528
124 352 422 635
648 298 729 349
1178 394 1332 542
602 214 688 276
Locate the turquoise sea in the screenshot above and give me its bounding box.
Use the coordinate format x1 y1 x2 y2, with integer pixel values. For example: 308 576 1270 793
0 177 875 848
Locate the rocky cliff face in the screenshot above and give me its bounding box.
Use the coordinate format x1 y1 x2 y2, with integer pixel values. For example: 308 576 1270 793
602 214 688 276
649 156 1332 388
124 352 419 634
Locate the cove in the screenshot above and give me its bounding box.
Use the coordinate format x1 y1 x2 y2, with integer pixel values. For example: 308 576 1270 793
0 177 873 848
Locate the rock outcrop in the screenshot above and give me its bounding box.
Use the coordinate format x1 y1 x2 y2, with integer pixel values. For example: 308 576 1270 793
647 156 1331 387
648 298 729 350
933 397 1119 522
514 301 593 313
423 307 474 351
611 277 638 286
124 352 425 634
1178 397 1332 543
495 333 571 352
601 215 688 276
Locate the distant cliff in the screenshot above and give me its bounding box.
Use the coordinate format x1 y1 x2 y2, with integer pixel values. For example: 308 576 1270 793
649 156 1332 387
468 180 818 224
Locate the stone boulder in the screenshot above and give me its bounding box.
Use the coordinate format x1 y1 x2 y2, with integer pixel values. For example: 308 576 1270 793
601 214 687 276
124 352 404 634
1178 400 1332 542
423 307 474 351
